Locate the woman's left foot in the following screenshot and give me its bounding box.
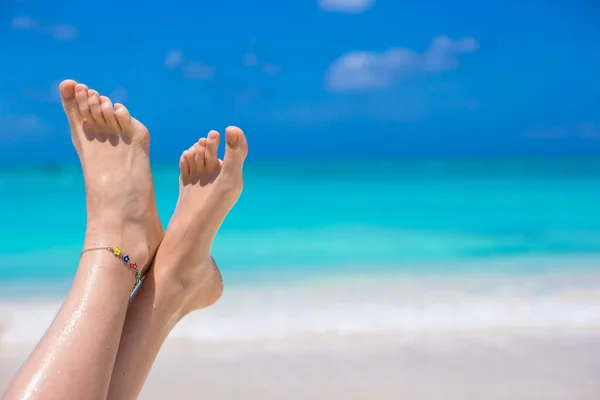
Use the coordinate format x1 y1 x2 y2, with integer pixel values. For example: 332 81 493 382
154 127 248 314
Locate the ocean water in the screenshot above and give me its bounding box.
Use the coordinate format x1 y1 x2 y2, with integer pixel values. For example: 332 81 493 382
1 158 600 342
2 157 600 283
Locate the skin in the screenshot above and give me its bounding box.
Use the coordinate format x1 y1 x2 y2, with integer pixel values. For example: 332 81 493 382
107 127 248 399
3 80 164 400
2 80 248 400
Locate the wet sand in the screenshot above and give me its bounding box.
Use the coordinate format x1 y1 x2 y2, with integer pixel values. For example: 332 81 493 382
2 331 600 399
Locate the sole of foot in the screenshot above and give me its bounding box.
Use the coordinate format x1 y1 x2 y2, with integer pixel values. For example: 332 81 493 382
154 127 248 313
59 79 163 274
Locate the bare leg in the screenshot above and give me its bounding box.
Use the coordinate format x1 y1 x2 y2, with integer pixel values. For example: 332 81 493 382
107 127 248 399
2 81 163 400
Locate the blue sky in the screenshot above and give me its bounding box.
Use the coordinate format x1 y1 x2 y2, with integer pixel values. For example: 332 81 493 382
0 0 599 163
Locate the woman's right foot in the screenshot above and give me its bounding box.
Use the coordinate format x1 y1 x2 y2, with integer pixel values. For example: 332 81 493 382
59 80 164 273
154 127 248 313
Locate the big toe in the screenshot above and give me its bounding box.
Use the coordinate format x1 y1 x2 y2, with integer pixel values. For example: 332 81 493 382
59 80 81 123
222 126 248 176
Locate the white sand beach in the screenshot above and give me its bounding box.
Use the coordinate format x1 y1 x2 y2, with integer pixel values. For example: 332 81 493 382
2 264 600 399
2 332 600 399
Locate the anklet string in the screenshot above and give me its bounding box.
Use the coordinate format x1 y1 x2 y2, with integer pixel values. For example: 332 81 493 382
80 246 142 292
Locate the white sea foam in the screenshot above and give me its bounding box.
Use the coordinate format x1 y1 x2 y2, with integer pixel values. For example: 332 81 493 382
2 273 600 344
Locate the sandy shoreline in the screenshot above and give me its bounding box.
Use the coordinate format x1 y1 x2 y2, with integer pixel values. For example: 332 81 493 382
2 266 600 399
2 331 600 399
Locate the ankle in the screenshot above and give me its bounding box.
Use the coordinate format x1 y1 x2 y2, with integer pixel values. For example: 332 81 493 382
154 256 224 315
84 226 150 269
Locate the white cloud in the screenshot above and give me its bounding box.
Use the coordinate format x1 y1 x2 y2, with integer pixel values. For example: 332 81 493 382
109 87 128 104
421 36 478 71
183 61 214 80
0 115 43 139
234 88 260 105
45 24 79 41
163 50 214 80
318 0 374 13
164 49 183 69
11 16 78 41
12 16 37 30
49 80 62 101
242 39 282 76
243 52 258 66
326 35 478 92
22 81 60 102
263 63 281 76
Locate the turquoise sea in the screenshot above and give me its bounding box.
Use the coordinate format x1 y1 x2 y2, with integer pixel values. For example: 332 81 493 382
1 157 600 290
2 157 600 343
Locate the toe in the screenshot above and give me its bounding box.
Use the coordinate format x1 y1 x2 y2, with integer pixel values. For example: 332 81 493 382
204 131 220 173
194 139 207 176
114 103 132 133
59 80 81 124
185 145 199 177
221 126 248 177
100 96 120 132
180 151 191 182
113 104 149 144
75 84 93 122
87 90 106 126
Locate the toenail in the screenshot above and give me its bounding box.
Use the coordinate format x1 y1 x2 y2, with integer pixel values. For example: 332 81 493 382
228 136 240 148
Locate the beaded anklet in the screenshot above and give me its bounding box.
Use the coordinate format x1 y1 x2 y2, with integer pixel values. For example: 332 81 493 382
81 246 142 289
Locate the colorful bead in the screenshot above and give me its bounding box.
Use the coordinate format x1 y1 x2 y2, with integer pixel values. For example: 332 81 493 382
80 246 141 292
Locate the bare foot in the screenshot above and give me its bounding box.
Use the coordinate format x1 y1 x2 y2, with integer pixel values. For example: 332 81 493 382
154 127 248 313
59 80 163 272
